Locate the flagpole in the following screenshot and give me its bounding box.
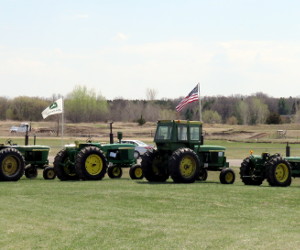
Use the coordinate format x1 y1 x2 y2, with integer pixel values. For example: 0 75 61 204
61 96 64 146
198 83 202 122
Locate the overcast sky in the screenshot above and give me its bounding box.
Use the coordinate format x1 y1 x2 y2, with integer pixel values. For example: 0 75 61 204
1 0 300 100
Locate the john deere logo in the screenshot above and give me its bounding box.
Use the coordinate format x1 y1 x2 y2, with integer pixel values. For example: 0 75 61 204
50 102 58 109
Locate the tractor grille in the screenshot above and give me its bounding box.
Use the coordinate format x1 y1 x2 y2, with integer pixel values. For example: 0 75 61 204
107 148 134 161
25 151 43 161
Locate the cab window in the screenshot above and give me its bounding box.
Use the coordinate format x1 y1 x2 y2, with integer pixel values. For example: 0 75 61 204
177 125 188 141
155 125 173 140
190 126 200 141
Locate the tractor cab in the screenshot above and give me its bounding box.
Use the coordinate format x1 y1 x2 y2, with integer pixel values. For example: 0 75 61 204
154 120 203 152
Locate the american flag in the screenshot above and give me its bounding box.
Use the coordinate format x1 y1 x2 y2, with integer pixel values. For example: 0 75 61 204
176 85 199 112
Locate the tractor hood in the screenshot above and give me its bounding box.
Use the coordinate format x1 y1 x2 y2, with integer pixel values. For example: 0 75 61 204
12 145 50 151
101 143 135 151
198 145 226 152
284 157 300 163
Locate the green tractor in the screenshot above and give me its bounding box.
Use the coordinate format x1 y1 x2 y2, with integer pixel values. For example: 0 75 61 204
0 135 55 181
53 129 143 181
240 150 300 187
141 120 235 184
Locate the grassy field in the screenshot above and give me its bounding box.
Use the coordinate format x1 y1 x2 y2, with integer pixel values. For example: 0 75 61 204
0 171 299 249
1 121 300 249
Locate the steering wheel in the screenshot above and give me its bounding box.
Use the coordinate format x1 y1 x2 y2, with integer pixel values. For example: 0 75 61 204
6 139 13 145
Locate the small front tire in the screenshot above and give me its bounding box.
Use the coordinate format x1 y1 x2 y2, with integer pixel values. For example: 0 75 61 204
107 165 123 179
197 168 208 181
220 168 235 184
43 166 56 180
129 164 143 179
25 165 38 179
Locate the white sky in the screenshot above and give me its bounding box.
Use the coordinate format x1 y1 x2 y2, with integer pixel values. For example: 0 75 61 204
0 0 300 99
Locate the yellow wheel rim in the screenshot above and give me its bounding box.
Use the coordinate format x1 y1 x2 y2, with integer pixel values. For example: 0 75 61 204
179 155 196 178
63 161 76 176
47 170 55 179
275 163 289 183
2 156 19 176
112 167 121 176
134 167 143 178
225 171 234 183
85 154 103 175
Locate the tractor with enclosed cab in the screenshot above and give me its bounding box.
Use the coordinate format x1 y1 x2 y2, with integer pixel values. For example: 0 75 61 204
141 120 235 184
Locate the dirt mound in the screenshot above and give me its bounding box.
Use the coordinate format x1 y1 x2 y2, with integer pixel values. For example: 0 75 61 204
248 133 268 139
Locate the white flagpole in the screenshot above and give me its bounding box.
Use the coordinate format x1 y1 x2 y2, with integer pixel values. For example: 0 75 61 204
198 83 202 122
61 96 64 145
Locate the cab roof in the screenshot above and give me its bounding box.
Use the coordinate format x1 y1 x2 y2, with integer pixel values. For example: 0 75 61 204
157 120 202 125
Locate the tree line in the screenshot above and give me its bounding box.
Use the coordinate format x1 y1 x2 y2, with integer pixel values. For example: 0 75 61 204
1 86 299 125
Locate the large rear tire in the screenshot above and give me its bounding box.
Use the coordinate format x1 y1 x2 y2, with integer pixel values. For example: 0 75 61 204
266 156 292 187
54 149 79 181
169 148 200 183
75 146 107 180
240 157 264 185
141 149 169 182
0 148 25 181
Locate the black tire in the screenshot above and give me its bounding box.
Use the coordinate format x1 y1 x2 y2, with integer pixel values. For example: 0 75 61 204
0 148 25 181
196 168 208 181
25 165 38 179
266 156 292 187
134 151 140 159
220 168 235 184
240 157 264 185
54 149 79 181
43 166 56 180
129 164 143 179
75 146 107 180
107 165 123 179
169 148 200 183
141 149 169 182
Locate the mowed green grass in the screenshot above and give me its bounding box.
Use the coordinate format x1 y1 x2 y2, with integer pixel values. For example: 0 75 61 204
0 169 299 250
1 136 300 249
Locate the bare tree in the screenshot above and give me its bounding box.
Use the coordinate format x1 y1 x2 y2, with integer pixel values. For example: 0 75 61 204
0 97 9 120
236 100 249 125
247 97 269 125
146 88 158 101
